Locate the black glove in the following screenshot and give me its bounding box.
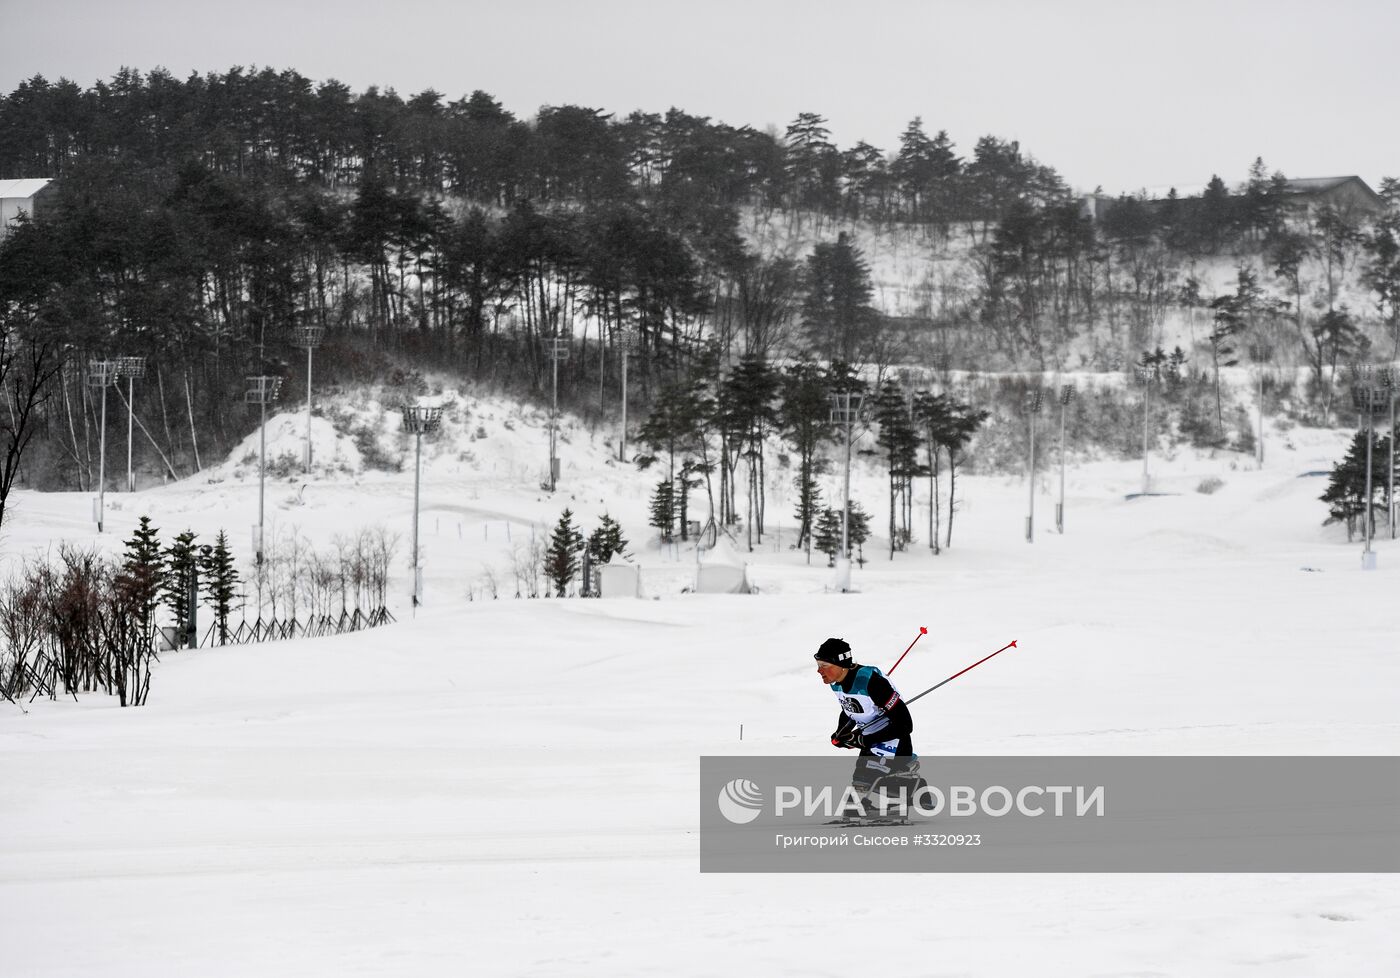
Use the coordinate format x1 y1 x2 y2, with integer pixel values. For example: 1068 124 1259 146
831 728 861 749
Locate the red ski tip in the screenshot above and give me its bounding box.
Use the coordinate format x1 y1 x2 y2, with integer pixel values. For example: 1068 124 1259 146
1010 640 1017 647
919 626 928 634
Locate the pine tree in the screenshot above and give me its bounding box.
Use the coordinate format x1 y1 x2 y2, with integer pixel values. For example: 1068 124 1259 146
874 379 923 557
783 112 838 214
780 360 837 551
793 479 823 560
813 508 842 567
544 508 585 596
846 500 872 566
586 514 629 564
676 458 707 543
912 391 951 554
802 234 879 363
636 375 712 538
1362 211 1400 357
200 530 240 645
892 118 959 226
649 480 676 543
939 399 988 550
1321 431 1392 541
161 530 200 641
116 516 163 641
722 355 779 546
1193 175 1235 253
1311 308 1366 424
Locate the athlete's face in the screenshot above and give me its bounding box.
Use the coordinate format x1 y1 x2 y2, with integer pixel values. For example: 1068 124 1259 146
816 661 847 684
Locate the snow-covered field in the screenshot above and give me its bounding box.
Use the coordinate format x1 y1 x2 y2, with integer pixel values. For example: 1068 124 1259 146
2 394 1397 977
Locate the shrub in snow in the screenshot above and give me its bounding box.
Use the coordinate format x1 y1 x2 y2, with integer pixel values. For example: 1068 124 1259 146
1 543 158 707
1196 476 1225 494
352 424 400 472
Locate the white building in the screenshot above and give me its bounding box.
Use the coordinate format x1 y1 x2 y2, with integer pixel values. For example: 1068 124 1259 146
0 178 53 240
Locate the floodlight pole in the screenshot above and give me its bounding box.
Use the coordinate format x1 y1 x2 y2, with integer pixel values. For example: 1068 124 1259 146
126 372 135 491
114 358 147 493
413 428 422 603
1025 390 1043 543
620 337 628 463
1391 383 1398 540
1382 367 1397 538
619 331 636 463
547 336 569 490
87 360 117 532
99 374 109 530
1391 381 1397 540
1057 385 1075 534
292 324 325 474
259 395 267 554
402 405 443 607
306 345 313 470
127 377 135 493
245 376 283 569
1135 361 1166 496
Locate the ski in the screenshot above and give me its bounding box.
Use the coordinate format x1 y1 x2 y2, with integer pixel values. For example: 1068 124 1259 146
822 815 913 827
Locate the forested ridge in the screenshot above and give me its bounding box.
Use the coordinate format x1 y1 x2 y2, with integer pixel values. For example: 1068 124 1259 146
2 66 1399 540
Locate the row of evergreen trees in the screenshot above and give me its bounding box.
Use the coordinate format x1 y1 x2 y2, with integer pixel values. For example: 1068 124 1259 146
543 510 629 597
633 355 989 558
118 516 241 646
3 65 1398 515
0 69 1067 226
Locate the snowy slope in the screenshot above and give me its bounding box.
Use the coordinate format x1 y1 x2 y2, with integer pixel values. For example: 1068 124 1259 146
1 386 1396 978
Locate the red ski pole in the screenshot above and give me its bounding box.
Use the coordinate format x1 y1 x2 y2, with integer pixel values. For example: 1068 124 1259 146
905 641 1017 705
888 626 928 674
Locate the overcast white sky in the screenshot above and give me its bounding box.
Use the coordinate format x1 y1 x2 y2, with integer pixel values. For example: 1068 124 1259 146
3 0 1397 195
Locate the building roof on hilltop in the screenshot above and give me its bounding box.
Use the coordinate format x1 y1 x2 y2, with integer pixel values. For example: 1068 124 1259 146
1137 184 1209 200
0 178 51 199
1280 176 1362 193
1090 175 1380 203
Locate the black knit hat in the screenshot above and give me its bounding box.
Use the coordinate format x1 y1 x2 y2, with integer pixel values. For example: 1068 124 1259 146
814 637 853 665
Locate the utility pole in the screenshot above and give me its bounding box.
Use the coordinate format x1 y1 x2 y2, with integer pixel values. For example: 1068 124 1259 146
619 330 638 463
547 335 569 491
1057 384 1075 533
1381 366 1398 539
829 390 864 592
114 357 146 493
402 405 444 607
244 376 283 571
1134 354 1172 496
292 323 325 474
86 360 118 531
1024 389 1043 543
